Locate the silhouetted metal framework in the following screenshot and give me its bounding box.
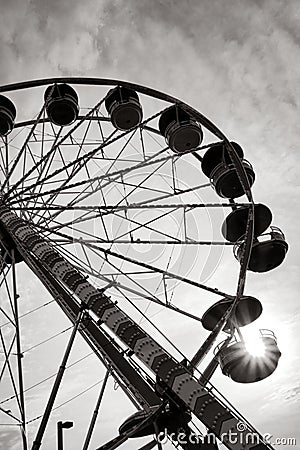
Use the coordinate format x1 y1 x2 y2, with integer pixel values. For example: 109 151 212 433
0 78 286 450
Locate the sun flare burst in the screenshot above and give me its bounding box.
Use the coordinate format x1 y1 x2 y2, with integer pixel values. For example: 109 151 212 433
243 328 266 357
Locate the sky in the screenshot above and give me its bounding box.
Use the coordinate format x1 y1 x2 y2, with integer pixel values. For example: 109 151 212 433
0 1 300 449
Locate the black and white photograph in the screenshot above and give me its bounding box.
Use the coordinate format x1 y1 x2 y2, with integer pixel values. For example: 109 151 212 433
0 1 299 449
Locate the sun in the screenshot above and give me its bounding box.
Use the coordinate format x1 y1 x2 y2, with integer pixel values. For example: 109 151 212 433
242 328 266 357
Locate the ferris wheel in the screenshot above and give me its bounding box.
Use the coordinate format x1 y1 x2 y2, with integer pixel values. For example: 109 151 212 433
0 78 288 450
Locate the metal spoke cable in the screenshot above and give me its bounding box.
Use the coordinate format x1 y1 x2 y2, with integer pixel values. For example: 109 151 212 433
27 222 232 298
8 135 210 209
8 104 169 204
151 208 186 305
27 199 209 248
0 102 47 194
109 149 173 213
4 95 108 201
55 240 162 309
44 237 171 310
43 230 202 321
0 300 55 330
33 126 119 226
9 201 253 212
22 326 73 354
26 376 106 425
31 174 187 232
8 149 171 206
0 352 94 406
108 207 181 242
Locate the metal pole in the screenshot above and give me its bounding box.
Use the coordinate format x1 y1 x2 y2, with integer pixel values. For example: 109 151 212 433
11 250 28 450
82 369 110 450
198 338 231 386
57 422 63 450
31 308 84 450
188 304 232 370
153 422 163 450
198 357 220 386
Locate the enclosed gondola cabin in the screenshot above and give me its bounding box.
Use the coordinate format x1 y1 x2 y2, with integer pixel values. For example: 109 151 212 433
44 83 79 126
234 226 288 272
201 142 255 198
105 86 143 130
222 203 272 242
159 105 203 153
0 94 16 136
201 296 263 331
217 330 281 383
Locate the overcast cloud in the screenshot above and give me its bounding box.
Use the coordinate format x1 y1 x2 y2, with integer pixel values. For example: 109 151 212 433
0 1 299 449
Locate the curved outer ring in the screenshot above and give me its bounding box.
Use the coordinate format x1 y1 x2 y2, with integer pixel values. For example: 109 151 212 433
0 77 255 317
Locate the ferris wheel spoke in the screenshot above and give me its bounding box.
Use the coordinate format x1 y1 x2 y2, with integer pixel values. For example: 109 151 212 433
11 122 96 211
27 220 232 299
8 149 172 212
4 96 109 203
36 197 231 247
18 138 56 223
30 126 120 225
0 136 9 182
10 201 242 213
111 158 177 215
42 238 205 324
0 104 47 195
8 104 167 207
23 181 214 220
34 127 139 226
39 181 186 243
29 205 230 260
43 136 169 220
10 123 64 222
48 240 161 303
109 208 182 242
9 148 175 237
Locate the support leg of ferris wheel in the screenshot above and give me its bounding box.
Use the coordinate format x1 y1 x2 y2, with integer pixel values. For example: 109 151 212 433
188 297 241 386
11 249 28 450
82 368 110 450
31 307 85 450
